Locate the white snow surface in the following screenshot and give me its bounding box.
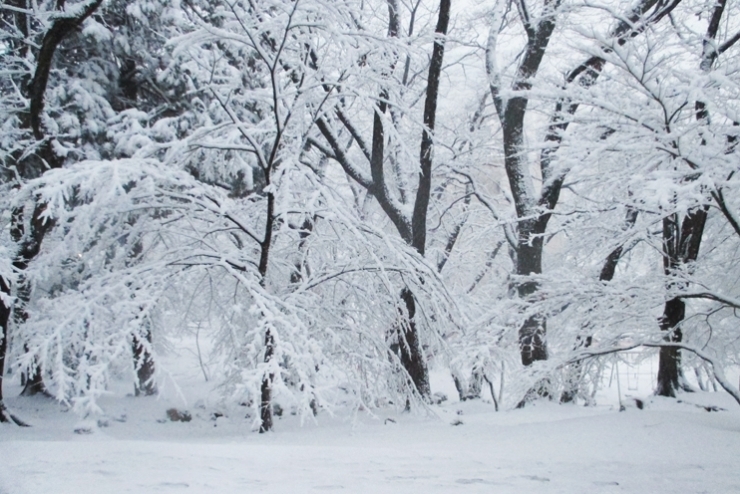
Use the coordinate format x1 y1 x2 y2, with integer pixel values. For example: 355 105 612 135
1 383 738 494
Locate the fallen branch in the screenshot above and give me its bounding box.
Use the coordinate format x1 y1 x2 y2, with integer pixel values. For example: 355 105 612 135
0 401 30 427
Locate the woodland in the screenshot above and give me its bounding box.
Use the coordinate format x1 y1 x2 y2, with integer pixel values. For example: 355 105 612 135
1 0 740 436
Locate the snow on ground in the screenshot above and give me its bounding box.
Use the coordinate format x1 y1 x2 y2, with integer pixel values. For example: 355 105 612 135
1 349 739 494
1 384 739 493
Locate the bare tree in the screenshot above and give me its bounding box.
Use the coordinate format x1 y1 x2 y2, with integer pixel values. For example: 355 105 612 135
313 0 452 401
656 0 740 397
485 0 680 384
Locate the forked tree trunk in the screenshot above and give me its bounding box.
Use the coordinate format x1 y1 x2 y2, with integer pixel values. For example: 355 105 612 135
654 0 727 395
315 0 451 405
656 205 707 397
487 0 678 384
393 0 450 403
491 0 559 371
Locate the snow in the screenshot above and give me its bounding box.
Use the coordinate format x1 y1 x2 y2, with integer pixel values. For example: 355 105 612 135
1 384 739 493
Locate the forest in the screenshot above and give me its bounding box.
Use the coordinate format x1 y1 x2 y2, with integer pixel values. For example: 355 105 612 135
1 0 740 440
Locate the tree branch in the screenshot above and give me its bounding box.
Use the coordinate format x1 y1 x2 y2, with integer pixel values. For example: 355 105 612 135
30 0 104 145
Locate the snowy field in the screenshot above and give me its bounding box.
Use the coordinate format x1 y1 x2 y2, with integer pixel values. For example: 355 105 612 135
1 364 739 494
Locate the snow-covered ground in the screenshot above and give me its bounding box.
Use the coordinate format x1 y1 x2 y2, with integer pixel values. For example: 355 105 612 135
1 376 739 494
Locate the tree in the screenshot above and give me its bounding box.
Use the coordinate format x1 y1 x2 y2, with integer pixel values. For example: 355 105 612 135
6 0 459 430
311 0 452 402
653 0 740 396
537 0 740 402
0 0 107 412
484 0 682 392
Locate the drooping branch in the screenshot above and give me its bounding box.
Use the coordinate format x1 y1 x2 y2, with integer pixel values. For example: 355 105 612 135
566 342 740 407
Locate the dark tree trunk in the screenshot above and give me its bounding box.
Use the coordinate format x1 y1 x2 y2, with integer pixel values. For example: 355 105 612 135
1 279 15 422
19 367 47 397
394 0 450 403
0 276 28 425
133 330 157 396
491 4 559 370
466 367 483 400
116 52 159 397
13 206 52 398
395 289 431 398
515 221 547 366
412 0 449 256
489 0 679 373
258 190 275 432
259 329 274 433
26 0 104 168
653 0 731 400
656 207 707 397
118 58 138 109
656 298 685 397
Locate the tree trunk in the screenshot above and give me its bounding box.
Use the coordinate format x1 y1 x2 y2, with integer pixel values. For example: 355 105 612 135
0 279 14 422
19 365 47 396
259 329 274 433
314 0 450 404
0 277 28 425
488 0 679 373
490 4 559 369
258 190 275 432
133 329 157 396
656 298 685 397
13 206 52 398
395 0 450 403
656 207 707 397
395 289 430 398
654 0 731 400
516 221 547 366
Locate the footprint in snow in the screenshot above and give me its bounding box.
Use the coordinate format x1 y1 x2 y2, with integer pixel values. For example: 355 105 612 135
521 475 550 482
456 478 496 485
